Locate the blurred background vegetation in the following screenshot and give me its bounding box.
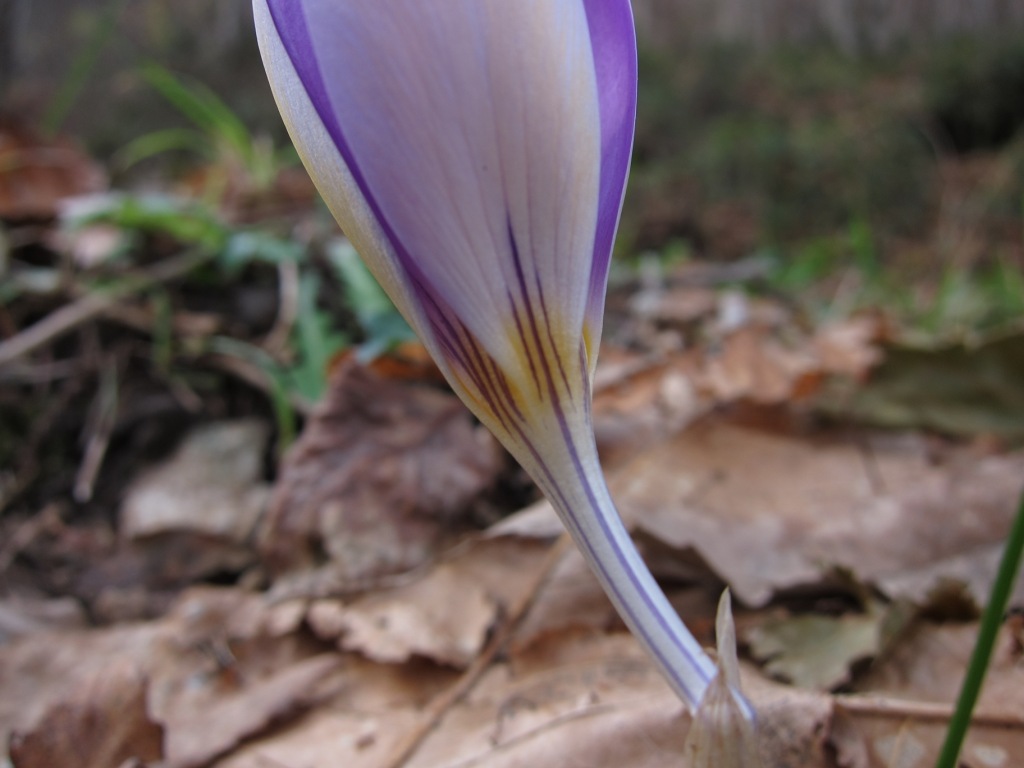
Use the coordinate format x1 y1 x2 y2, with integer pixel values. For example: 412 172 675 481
4 0 1024 325
3 0 1024 513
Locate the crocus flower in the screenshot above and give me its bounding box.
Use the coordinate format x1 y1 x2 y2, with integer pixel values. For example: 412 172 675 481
254 0 756 745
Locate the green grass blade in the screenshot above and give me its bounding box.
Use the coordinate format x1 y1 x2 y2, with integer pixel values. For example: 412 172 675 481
935 489 1024 768
43 0 127 135
115 127 211 169
141 63 252 159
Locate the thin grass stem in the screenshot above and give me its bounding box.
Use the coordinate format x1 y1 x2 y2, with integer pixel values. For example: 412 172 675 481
935 488 1024 768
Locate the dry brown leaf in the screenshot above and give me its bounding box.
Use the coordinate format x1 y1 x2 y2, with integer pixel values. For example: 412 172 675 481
437 537 556 613
306 597 349 641
160 654 345 768
0 580 839 768
163 586 305 644
338 563 496 667
593 351 706 467
832 622 1024 767
510 545 617 653
612 419 1024 608
121 420 270 544
0 587 358 768
643 284 720 324
213 706 429 768
700 325 818 404
0 623 171 751
0 595 86 643
155 590 343 765
212 656 457 768
857 622 1024 715
812 315 884 379
590 313 881 465
0 124 107 219
405 632 834 768
485 497 565 540
262 357 503 593
149 589 364 768
310 537 552 667
114 420 271 593
8 664 163 768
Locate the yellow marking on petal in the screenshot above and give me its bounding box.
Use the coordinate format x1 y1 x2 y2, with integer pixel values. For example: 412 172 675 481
582 324 595 372
445 339 526 445
449 369 487 417
504 309 584 417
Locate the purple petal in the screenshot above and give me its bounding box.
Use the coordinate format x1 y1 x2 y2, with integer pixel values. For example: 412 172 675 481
265 1 604 375
256 1 741 718
263 1 422 289
581 0 638 367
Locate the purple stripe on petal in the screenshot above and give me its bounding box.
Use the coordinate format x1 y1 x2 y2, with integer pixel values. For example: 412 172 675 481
263 2 347 183
265 1 430 305
507 289 544 400
581 0 638 332
506 222 577 407
535 272 575 404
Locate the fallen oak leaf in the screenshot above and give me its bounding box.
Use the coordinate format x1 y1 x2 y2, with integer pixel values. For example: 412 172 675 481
210 656 458 768
337 563 496 668
114 419 271 594
0 623 171 752
121 420 270 545
160 654 345 768
403 632 834 768
8 664 163 768
0 123 107 220
0 595 87 643
509 544 619 655
745 601 903 691
700 324 818 405
826 330 1024 440
614 418 1024 609
832 622 1024 767
308 536 554 667
261 355 504 595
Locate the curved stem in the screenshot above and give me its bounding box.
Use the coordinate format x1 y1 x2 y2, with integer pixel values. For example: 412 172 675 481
535 426 724 714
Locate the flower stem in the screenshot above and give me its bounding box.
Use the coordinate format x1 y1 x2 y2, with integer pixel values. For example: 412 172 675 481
539 432 719 712
935 487 1024 768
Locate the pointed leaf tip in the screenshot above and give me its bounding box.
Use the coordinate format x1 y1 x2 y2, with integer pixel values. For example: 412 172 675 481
716 588 741 690
683 589 762 767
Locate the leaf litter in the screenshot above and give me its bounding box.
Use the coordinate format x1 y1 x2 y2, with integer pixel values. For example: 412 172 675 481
3 277 1024 766
261 354 505 597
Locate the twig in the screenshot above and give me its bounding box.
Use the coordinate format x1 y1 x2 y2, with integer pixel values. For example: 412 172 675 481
834 694 1024 730
0 358 80 384
383 534 573 768
201 351 314 417
101 303 221 338
0 249 213 367
73 358 120 502
263 259 301 358
0 504 64 572
0 373 86 515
